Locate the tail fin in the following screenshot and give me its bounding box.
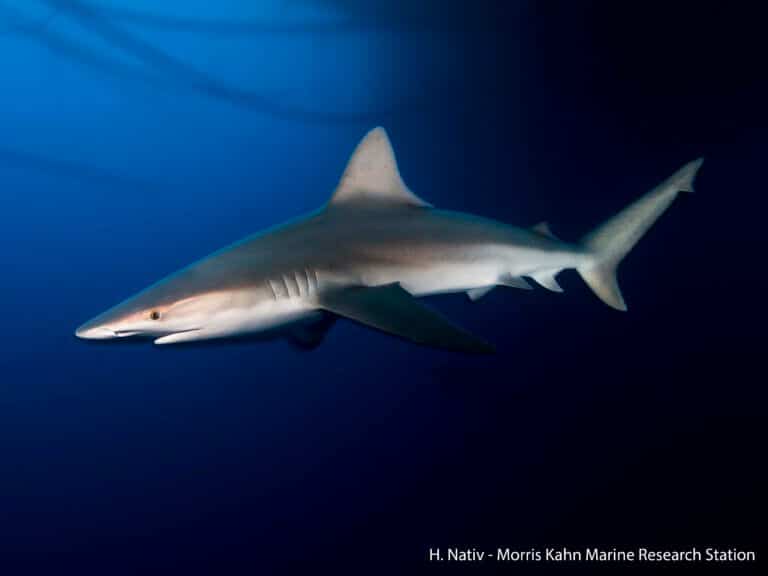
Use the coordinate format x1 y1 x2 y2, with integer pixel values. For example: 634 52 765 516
577 158 703 310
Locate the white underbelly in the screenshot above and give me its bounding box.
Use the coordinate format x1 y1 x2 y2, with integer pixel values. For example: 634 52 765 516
353 246 583 297
225 298 317 336
362 260 505 297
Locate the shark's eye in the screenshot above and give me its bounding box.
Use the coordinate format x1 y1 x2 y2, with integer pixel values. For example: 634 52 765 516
150 310 161 320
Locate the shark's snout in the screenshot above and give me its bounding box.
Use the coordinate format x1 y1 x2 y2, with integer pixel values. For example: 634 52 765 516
75 324 117 340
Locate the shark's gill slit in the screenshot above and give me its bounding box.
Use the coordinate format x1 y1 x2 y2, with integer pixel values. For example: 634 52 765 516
294 270 305 297
304 268 315 295
267 279 278 301
285 274 293 298
311 269 319 293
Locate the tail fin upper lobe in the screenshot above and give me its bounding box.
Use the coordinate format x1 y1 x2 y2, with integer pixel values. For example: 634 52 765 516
577 158 703 310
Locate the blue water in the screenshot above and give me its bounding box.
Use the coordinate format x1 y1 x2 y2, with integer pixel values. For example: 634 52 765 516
0 1 764 573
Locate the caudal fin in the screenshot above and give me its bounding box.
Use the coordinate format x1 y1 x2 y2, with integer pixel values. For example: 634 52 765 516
577 158 703 310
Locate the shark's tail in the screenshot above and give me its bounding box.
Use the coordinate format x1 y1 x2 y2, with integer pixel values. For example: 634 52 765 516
577 158 703 310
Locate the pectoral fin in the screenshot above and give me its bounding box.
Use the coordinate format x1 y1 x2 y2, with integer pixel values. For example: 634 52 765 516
319 284 495 354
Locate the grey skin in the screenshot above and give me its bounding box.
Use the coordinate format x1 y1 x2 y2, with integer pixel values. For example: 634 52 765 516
76 127 702 353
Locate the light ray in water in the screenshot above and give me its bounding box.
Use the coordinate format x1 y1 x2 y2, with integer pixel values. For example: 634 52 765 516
31 0 412 124
84 3 413 36
0 0 60 35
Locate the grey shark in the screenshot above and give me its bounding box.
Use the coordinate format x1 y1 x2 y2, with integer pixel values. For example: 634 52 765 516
76 128 702 353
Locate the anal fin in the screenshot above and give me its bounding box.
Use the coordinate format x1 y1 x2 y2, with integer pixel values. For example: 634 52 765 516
319 283 494 354
468 275 532 301
530 270 564 292
499 274 533 290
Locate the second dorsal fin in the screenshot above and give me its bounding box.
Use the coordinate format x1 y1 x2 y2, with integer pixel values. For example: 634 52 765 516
531 221 558 239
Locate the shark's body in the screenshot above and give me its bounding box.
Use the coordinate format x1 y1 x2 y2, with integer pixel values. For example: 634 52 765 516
76 128 702 352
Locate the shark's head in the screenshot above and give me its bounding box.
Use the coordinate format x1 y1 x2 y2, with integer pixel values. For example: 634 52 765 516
74 264 274 344
75 286 210 344
76 294 201 342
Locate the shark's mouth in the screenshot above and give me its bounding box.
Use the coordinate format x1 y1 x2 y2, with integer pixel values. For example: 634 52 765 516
153 327 208 345
112 327 202 339
113 330 142 337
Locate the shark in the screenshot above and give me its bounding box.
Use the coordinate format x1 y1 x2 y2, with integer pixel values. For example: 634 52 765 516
75 127 702 353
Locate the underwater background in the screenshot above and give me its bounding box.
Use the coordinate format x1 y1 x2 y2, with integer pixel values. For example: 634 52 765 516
0 1 765 573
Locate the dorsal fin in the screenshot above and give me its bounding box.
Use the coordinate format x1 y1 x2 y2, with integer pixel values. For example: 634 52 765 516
328 127 430 208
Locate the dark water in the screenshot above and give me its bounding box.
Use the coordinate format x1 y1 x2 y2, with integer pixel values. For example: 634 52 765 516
0 1 764 573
